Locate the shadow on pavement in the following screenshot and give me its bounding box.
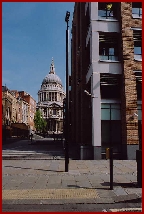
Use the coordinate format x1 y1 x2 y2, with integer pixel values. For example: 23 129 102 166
101 182 139 188
4 165 64 172
67 184 110 190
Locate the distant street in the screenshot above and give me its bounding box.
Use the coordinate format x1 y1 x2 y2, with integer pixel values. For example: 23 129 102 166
2 134 65 160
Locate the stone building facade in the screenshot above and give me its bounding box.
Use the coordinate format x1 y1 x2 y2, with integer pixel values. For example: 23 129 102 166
2 86 36 137
18 91 36 131
2 86 13 126
37 59 66 133
70 2 142 159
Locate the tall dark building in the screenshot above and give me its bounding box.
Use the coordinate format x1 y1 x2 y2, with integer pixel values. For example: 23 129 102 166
70 2 142 159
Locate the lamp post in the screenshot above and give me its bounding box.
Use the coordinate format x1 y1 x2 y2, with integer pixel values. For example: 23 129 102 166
65 11 70 172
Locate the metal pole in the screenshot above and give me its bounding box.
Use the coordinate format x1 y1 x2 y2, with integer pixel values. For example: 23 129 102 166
136 120 142 187
110 147 113 190
110 105 113 190
65 11 70 172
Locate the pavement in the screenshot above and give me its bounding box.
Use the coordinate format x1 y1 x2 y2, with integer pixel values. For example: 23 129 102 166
2 137 142 212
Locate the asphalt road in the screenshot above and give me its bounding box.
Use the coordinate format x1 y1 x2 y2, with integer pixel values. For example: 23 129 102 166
2 135 65 160
2 202 142 212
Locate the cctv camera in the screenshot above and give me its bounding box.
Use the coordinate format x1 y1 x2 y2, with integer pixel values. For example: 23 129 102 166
84 90 91 96
134 113 138 117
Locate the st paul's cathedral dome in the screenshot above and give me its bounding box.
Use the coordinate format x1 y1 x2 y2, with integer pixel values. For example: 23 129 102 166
37 58 66 133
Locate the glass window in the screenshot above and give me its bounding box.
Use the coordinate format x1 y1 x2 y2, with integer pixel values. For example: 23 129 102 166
111 104 120 109
101 121 110 143
132 2 142 18
101 103 121 120
138 104 142 120
109 48 114 55
101 103 110 108
101 108 110 120
111 109 121 120
133 30 142 60
98 2 117 19
134 46 141 55
98 10 106 17
101 120 121 153
99 33 119 61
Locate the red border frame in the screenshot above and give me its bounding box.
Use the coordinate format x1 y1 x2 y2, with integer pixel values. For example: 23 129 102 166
1 1 143 214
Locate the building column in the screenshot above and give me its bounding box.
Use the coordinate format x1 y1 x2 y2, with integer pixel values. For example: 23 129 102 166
56 121 58 132
91 72 101 159
47 108 48 118
57 92 58 101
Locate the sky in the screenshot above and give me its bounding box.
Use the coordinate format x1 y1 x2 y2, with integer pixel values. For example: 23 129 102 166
2 2 74 102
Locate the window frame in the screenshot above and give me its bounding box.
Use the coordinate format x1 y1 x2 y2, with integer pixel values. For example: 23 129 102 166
98 2 118 20
99 33 119 61
133 30 142 61
132 2 142 18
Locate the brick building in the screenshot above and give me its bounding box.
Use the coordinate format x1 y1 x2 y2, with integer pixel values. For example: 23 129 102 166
18 91 36 131
2 86 13 126
2 87 36 136
70 2 142 159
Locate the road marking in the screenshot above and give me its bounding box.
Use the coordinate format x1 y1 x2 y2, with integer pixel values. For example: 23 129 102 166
3 189 99 200
109 208 142 212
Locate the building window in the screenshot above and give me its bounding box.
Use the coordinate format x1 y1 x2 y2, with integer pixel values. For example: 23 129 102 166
100 74 121 99
98 2 118 20
134 71 142 100
132 2 142 18
133 30 142 61
53 109 56 115
99 33 119 61
101 103 121 121
137 104 142 121
101 103 121 153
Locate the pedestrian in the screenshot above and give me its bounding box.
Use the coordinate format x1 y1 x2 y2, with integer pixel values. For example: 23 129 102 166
30 133 33 142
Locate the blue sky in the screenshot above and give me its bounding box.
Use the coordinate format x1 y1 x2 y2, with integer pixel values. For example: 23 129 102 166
2 2 74 102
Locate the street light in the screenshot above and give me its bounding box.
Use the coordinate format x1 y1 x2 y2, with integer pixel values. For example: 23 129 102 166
65 11 70 172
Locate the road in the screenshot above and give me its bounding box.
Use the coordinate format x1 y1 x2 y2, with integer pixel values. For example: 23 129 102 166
2 134 65 160
2 202 142 212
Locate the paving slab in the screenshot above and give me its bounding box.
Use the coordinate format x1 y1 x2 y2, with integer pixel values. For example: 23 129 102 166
2 159 142 206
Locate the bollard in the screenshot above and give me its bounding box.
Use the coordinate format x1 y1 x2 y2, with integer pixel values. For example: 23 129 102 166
65 140 69 171
106 148 110 160
110 147 113 190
